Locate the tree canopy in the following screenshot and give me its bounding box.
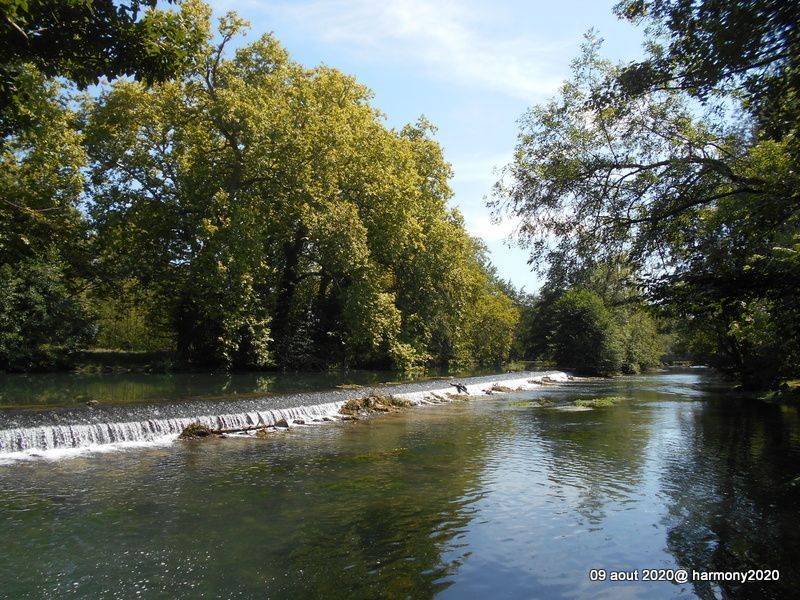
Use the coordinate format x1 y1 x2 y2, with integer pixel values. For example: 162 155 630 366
493 1 799 387
0 0 520 373
0 0 203 136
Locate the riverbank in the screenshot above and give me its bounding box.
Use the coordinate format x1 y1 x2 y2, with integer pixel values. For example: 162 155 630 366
761 379 800 403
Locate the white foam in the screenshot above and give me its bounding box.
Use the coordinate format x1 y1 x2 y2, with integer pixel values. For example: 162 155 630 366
0 400 345 463
393 371 569 404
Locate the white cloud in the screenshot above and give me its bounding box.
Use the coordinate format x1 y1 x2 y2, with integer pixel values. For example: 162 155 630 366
447 151 516 241
463 212 522 242
450 152 511 184
245 0 567 101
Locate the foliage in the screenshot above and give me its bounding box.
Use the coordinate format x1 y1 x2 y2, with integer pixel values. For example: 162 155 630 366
613 0 800 137
618 308 663 374
463 284 520 368
493 1 800 388
0 3 201 371
92 282 174 352
492 34 762 276
0 66 93 370
0 68 87 266
550 288 623 376
518 261 667 375
77 2 518 372
0 252 93 370
0 0 204 136
0 1 519 373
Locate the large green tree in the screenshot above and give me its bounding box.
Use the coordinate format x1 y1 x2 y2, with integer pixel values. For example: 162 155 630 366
0 0 203 136
550 288 622 376
0 0 206 369
0 68 93 370
613 0 800 138
85 3 518 371
494 1 799 387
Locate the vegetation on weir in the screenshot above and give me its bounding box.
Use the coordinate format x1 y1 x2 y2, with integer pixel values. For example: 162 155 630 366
574 397 624 409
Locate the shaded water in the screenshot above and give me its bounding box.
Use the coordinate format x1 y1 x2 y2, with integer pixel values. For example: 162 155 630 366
1 371 799 598
0 370 441 410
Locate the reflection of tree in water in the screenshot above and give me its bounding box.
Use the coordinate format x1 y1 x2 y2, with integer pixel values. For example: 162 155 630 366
0 410 493 598
532 405 655 524
660 399 800 599
194 411 494 599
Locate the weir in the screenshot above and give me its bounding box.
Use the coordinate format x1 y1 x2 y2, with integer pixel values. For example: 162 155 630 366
0 371 568 461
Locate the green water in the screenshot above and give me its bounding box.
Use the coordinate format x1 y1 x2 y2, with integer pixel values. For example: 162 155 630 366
1 371 799 599
0 366 517 410
0 370 441 410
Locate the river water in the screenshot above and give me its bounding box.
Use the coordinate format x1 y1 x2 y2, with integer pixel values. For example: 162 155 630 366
0 370 798 598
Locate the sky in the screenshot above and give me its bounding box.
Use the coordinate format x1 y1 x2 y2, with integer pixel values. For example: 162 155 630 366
207 0 647 292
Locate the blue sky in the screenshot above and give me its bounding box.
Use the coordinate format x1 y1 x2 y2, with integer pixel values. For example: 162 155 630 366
207 0 646 292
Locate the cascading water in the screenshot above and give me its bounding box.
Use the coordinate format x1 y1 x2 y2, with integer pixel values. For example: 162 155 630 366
0 371 568 461
0 401 347 455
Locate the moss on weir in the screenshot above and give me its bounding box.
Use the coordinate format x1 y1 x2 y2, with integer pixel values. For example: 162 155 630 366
509 399 554 407
339 395 413 416
574 396 624 408
177 423 218 439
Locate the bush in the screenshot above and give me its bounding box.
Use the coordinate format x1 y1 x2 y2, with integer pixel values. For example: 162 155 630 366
551 288 623 375
93 281 174 352
464 287 520 367
618 308 665 374
0 253 93 371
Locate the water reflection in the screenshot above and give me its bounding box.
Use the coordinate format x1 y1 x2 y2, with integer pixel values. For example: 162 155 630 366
0 366 504 410
534 403 654 524
0 371 363 409
0 410 494 598
1 372 799 599
658 397 800 599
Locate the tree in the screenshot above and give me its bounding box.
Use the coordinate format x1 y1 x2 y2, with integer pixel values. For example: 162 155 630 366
0 66 93 370
85 5 519 371
617 307 663 374
85 6 285 367
518 260 666 375
0 252 93 370
0 68 86 266
0 0 204 136
491 35 771 276
551 288 622 376
493 11 799 387
463 284 519 368
0 0 207 371
613 0 800 138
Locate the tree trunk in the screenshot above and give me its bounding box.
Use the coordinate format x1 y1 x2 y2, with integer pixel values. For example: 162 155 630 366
272 225 307 367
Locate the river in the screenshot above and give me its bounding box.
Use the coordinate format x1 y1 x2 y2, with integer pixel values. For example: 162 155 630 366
0 370 798 598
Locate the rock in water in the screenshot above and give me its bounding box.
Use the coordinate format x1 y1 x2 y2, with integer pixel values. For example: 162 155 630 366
491 385 514 393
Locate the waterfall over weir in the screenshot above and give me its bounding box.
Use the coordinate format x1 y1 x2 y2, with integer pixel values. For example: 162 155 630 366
0 401 346 457
0 371 568 461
